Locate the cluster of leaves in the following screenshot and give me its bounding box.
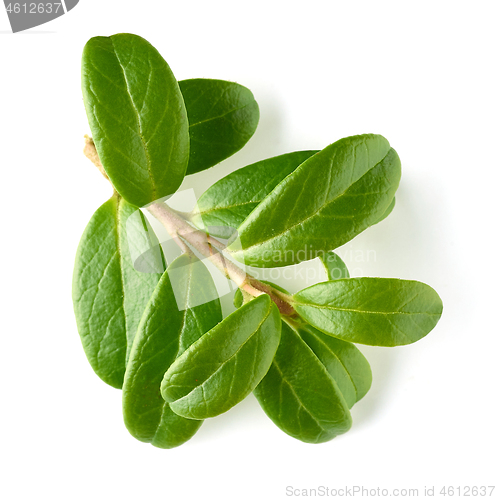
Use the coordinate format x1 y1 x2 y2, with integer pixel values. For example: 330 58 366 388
73 33 443 448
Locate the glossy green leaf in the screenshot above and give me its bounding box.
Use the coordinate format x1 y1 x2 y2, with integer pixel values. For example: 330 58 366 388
293 278 443 346
178 79 260 175
192 151 318 238
82 34 189 207
254 322 352 444
228 134 401 267
374 197 396 225
318 251 350 281
297 324 371 406
122 253 222 448
161 294 281 419
72 194 165 388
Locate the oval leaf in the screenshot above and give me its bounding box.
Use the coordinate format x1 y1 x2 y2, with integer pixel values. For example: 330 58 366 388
254 322 352 444
82 34 189 207
228 134 401 267
161 294 281 419
72 194 165 388
179 79 260 175
297 325 372 406
293 278 443 346
192 151 318 238
122 254 222 448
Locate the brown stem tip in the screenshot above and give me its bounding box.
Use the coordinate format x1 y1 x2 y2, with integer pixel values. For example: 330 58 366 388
83 135 109 180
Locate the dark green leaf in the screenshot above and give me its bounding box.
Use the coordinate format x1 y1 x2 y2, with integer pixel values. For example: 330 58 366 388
297 325 372 406
293 278 443 346
254 322 352 444
228 134 401 267
318 251 349 281
72 194 165 388
192 151 318 238
161 294 281 419
82 34 189 207
122 253 222 448
179 79 260 175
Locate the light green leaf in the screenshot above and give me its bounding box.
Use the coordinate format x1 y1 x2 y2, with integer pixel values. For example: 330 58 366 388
122 254 222 448
82 34 189 207
192 151 318 238
72 194 165 388
178 79 260 175
161 294 281 419
228 134 401 267
293 278 443 346
297 325 372 406
254 322 352 444
318 251 350 281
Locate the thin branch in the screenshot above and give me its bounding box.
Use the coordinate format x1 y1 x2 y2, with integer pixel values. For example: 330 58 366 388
147 201 296 316
82 137 295 316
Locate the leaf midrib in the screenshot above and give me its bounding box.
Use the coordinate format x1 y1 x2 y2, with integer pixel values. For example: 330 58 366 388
295 301 441 317
188 102 252 129
270 360 327 434
110 37 156 200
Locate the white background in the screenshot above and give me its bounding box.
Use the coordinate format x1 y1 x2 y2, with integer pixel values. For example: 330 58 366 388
1 1 495 499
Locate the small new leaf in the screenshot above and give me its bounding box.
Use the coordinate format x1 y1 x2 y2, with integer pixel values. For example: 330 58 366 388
318 251 350 281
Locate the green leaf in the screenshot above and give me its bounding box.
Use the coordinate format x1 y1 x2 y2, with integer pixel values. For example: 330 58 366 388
161 294 281 419
178 79 260 175
254 322 352 444
292 278 443 346
72 194 165 389
82 34 189 207
373 197 396 225
318 251 350 281
228 134 401 267
122 253 222 448
192 151 318 238
297 325 372 406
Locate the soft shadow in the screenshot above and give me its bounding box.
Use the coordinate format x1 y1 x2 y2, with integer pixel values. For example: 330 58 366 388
349 346 397 430
337 170 452 430
191 393 267 444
